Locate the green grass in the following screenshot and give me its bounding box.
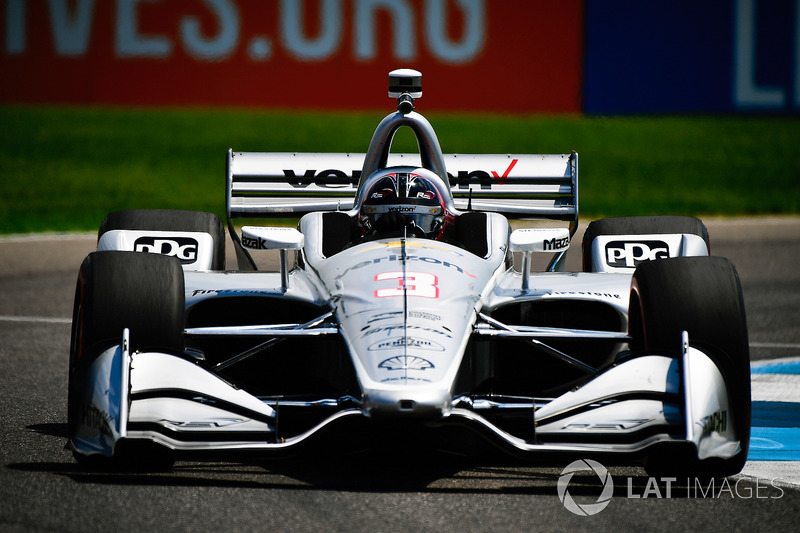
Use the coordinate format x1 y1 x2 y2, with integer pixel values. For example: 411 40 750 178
1 106 798 234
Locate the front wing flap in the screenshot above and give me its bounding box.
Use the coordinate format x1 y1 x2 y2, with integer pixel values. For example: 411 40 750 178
69 329 131 457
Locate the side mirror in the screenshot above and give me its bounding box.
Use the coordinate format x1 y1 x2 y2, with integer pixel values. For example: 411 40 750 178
241 226 304 292
509 228 571 290
509 227 571 254
241 226 304 250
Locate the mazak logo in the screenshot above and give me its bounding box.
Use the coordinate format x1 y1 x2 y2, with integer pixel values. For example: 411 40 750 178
557 459 614 516
241 235 268 249
134 237 198 263
605 240 669 268
544 236 570 251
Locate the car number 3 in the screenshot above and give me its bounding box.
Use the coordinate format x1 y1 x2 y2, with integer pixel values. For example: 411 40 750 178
374 271 439 298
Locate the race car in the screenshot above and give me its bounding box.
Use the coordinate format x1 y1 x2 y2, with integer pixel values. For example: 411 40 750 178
68 69 750 478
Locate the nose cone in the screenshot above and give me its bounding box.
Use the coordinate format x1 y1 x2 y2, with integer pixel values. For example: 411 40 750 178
363 387 451 419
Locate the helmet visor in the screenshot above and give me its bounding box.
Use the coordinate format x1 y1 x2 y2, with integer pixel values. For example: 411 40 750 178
362 204 443 234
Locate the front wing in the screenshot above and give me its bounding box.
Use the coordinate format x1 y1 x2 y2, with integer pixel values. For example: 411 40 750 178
71 329 741 463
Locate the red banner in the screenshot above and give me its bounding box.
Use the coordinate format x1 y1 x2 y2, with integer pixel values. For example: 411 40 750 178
1 0 582 112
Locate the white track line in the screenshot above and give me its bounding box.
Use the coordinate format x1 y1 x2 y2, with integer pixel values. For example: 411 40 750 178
0 315 71 324
0 232 95 243
751 342 800 350
3 313 799 353
4 314 798 402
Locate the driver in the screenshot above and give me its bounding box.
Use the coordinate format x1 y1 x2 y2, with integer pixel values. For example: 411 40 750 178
357 168 455 241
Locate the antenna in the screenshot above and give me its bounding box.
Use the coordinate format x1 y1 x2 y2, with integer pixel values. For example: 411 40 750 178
388 69 422 114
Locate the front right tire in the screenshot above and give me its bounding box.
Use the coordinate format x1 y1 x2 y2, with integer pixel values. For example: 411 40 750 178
629 256 751 479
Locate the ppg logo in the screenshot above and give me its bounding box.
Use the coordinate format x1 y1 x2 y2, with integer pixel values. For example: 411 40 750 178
605 240 669 268
134 236 198 264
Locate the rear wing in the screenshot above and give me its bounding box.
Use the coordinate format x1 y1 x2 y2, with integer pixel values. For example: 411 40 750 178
226 150 578 224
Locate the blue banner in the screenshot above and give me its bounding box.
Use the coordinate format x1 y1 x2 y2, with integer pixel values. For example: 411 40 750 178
583 0 798 114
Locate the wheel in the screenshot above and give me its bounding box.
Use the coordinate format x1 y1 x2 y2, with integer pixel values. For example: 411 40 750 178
582 216 709 272
628 256 750 478
99 209 226 270
68 251 184 469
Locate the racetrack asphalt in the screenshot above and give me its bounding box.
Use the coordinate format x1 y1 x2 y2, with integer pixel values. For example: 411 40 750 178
1 217 799 532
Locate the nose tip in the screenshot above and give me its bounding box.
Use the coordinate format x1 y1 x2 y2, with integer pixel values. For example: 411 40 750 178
363 388 450 419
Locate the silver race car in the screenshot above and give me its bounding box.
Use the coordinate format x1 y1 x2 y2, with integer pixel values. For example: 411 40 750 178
68 70 750 477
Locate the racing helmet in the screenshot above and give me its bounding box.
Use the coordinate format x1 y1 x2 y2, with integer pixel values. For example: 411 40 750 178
357 167 455 239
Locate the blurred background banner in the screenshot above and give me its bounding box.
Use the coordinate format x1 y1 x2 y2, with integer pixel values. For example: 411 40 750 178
0 0 582 112
584 0 799 114
0 0 796 114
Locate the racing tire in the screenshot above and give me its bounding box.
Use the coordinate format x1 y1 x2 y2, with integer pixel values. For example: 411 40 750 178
68 251 185 470
582 216 710 272
99 209 226 270
628 256 750 479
